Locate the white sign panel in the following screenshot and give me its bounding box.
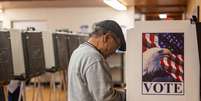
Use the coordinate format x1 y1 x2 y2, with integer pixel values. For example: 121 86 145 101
126 21 200 101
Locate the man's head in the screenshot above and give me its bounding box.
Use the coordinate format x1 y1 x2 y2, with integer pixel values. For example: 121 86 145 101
88 20 126 58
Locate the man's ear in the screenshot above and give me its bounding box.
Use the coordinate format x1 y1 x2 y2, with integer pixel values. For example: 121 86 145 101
103 32 110 42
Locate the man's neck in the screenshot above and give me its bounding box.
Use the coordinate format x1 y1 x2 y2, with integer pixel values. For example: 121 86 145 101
88 38 106 58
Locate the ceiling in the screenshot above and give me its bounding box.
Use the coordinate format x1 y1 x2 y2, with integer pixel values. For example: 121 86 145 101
135 0 188 20
0 0 189 20
0 0 133 8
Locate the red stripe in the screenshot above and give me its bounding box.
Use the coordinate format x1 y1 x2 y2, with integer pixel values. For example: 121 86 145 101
160 59 167 71
160 59 164 66
150 33 155 47
176 75 182 81
175 63 180 75
161 58 169 71
167 58 172 72
170 73 177 80
177 55 184 62
142 33 147 52
179 76 183 81
179 65 184 73
171 54 176 61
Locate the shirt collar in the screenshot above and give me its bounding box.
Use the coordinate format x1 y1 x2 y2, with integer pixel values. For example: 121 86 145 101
84 42 104 56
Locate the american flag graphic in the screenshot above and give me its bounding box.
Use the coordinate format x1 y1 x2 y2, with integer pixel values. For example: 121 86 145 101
143 33 184 82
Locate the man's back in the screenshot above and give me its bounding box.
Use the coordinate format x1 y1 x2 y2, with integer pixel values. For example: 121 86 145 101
68 42 124 101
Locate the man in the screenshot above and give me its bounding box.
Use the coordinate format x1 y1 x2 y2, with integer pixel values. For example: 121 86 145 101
68 20 126 101
0 86 5 101
8 80 22 101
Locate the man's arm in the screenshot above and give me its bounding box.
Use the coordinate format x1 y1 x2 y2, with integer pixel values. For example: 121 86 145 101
85 60 125 101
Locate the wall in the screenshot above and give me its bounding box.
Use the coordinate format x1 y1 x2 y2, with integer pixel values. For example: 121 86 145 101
200 0 201 21
0 7 134 32
186 0 201 21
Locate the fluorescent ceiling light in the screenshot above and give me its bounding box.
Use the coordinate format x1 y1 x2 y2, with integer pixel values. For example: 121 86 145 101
103 0 127 11
159 14 167 19
0 9 3 13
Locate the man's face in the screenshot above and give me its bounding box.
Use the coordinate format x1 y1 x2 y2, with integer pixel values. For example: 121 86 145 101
102 32 120 57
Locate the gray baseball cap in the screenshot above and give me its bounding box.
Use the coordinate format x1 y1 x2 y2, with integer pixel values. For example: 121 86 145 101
95 20 126 51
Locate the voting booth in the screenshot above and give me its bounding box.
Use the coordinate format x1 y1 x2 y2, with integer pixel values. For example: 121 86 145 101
10 30 46 79
66 34 89 57
22 31 46 78
1 29 88 80
53 34 69 70
43 32 89 71
1 30 46 81
126 21 200 101
43 32 69 71
0 31 14 82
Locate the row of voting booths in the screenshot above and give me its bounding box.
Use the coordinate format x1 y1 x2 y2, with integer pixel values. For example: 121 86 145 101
0 30 88 82
0 29 89 101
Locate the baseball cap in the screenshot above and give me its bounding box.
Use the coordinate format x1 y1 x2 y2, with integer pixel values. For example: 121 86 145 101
94 20 126 51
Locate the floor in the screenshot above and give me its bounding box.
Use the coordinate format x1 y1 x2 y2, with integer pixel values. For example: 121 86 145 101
25 85 67 101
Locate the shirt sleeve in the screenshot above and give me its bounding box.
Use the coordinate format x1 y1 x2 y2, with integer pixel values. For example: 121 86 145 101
85 60 125 101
